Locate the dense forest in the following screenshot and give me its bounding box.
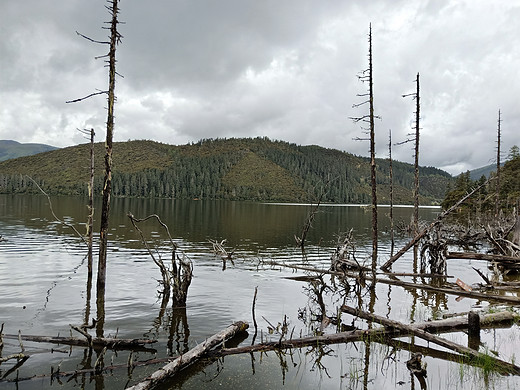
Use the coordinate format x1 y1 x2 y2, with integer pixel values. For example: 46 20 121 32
0 137 453 204
442 146 520 214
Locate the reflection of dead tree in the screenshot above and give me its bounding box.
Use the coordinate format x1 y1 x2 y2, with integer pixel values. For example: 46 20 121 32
299 275 352 335
406 352 427 390
167 308 190 356
128 213 193 307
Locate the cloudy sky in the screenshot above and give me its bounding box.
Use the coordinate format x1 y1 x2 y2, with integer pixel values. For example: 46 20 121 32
1 0 519 175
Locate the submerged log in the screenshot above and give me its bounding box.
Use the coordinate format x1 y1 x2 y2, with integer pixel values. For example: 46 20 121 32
341 305 520 375
127 321 249 390
205 311 514 358
1 334 156 352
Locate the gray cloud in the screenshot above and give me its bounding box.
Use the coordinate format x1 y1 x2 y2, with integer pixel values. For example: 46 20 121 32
1 0 519 175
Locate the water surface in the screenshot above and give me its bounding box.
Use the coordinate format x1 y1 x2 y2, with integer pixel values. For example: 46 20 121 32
0 195 518 389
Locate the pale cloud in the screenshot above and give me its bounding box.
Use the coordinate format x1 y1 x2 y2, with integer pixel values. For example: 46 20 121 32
1 0 519 175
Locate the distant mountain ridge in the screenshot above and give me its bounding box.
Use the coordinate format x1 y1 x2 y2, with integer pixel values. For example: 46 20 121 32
0 140 58 161
467 162 504 181
0 137 454 204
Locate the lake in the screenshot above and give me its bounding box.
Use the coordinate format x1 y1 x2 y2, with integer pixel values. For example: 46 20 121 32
0 194 519 389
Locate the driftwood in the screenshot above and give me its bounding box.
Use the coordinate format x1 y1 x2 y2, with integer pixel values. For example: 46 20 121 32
1 334 156 352
341 305 520 376
127 321 249 390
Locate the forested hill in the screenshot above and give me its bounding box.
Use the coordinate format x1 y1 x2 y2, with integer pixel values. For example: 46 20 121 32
0 137 453 204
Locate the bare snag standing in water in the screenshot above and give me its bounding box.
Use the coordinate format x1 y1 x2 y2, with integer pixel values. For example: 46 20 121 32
66 0 123 338
350 24 379 272
128 213 193 308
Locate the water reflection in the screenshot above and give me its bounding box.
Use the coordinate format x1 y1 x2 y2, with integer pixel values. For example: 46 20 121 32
1 195 520 389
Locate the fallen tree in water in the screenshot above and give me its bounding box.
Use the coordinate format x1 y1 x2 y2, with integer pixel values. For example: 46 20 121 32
205 310 514 357
340 305 520 376
126 321 249 390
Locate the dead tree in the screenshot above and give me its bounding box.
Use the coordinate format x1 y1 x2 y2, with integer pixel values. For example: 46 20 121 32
399 72 421 237
350 24 379 272
388 129 395 254
67 0 123 337
97 0 122 307
295 184 327 249
495 109 502 217
380 178 493 271
128 213 193 308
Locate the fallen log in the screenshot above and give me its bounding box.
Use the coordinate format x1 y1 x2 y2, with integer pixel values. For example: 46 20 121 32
205 311 514 358
447 251 520 263
1 334 156 352
381 338 516 376
126 321 249 390
341 305 520 376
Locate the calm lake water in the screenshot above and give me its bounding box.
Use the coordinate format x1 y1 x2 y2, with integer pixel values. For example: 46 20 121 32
0 194 519 389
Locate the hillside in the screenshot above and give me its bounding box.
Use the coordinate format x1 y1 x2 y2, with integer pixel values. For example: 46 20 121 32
467 163 504 181
0 137 454 204
0 140 58 161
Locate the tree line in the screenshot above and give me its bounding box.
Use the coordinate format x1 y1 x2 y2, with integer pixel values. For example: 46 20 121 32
0 137 453 204
441 145 520 215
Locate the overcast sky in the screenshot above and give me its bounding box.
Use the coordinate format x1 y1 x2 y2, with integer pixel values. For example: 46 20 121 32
1 1 519 175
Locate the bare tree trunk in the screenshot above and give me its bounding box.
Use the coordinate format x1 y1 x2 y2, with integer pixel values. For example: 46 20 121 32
368 24 378 272
388 129 395 255
495 109 502 217
85 128 95 325
413 73 420 236
97 0 121 337
350 24 378 272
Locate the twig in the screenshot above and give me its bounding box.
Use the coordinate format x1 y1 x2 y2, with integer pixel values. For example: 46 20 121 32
66 90 108 103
